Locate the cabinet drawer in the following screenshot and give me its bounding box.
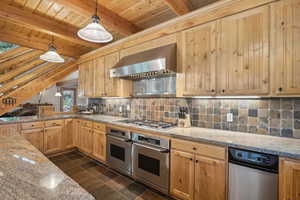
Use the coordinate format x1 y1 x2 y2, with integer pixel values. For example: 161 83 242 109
81 120 93 128
21 121 44 130
93 122 106 132
45 120 64 127
171 138 226 160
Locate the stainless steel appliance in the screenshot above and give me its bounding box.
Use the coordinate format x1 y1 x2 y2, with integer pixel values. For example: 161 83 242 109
118 119 176 130
133 75 176 97
229 148 278 200
132 132 170 194
110 44 177 80
107 128 132 176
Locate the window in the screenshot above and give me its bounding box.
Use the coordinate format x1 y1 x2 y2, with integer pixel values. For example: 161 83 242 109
60 88 76 112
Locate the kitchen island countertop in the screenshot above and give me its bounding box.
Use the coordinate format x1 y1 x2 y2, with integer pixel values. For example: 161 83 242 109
0 127 95 200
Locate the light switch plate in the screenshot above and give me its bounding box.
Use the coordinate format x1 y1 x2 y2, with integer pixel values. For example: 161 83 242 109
227 113 233 122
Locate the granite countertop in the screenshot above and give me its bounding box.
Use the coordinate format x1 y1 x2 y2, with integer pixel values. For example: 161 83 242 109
0 129 95 200
1 114 300 159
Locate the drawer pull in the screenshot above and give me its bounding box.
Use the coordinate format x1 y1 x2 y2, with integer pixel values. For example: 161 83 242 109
193 147 197 151
190 158 193 161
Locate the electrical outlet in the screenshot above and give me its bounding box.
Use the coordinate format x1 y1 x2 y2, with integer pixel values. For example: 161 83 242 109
126 104 130 111
227 113 233 122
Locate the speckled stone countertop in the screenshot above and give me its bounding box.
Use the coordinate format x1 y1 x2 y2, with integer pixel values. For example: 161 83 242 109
1 114 300 159
0 129 95 200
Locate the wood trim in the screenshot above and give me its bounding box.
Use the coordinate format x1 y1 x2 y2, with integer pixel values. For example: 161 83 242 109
52 0 140 36
0 61 78 116
0 59 46 84
163 0 192 15
0 47 30 62
0 50 43 73
0 1 100 49
79 0 276 63
0 28 85 58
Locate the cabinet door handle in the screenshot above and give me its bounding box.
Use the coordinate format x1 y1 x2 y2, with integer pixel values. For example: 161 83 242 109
211 89 215 93
190 158 193 161
222 89 225 93
195 160 199 163
278 87 283 92
193 147 197 151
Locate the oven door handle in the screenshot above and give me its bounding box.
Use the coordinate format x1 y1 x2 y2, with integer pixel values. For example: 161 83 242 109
107 134 132 143
134 143 169 153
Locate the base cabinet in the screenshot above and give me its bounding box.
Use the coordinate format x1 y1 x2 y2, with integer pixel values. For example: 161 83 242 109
92 130 106 161
170 140 226 200
21 128 44 152
79 126 93 154
170 150 195 200
194 155 226 200
44 126 63 154
62 119 74 150
280 158 300 200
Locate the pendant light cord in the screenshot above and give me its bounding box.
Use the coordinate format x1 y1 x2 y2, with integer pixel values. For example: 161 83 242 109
95 0 98 16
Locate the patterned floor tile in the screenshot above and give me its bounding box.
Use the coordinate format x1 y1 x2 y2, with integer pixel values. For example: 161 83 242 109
49 151 170 200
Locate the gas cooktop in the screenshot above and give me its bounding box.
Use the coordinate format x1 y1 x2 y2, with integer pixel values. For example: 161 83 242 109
118 119 176 129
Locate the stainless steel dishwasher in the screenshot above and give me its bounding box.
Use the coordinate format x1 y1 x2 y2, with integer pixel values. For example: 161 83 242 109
229 148 279 200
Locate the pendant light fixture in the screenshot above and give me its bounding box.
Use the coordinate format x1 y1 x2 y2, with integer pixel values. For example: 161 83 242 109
40 36 65 63
77 0 113 43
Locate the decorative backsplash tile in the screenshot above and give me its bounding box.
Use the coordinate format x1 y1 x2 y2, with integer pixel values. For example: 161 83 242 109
89 98 300 139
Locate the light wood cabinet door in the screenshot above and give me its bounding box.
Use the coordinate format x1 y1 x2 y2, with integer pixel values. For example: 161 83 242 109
279 158 300 200
105 52 120 97
217 6 270 95
21 129 44 152
73 119 81 147
62 119 74 150
94 57 106 97
170 150 195 200
85 60 95 97
271 0 300 95
79 126 93 154
194 155 226 200
92 130 106 161
180 22 217 96
78 64 86 97
44 126 63 154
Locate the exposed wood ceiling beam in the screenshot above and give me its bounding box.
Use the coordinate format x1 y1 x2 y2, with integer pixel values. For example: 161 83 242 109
0 50 43 73
52 0 140 36
0 61 78 116
0 26 86 58
0 59 46 84
0 47 30 62
163 0 192 15
0 62 58 95
0 1 101 49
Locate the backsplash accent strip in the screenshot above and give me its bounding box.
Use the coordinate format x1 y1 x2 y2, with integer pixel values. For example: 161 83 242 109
89 98 300 139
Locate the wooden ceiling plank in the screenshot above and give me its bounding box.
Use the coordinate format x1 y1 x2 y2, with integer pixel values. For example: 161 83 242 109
0 59 46 84
51 0 140 36
0 50 43 73
163 0 191 15
0 61 78 115
0 25 87 57
0 61 58 94
0 47 30 62
0 1 101 49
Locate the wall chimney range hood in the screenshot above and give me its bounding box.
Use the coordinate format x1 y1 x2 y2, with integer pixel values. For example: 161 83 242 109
110 44 177 80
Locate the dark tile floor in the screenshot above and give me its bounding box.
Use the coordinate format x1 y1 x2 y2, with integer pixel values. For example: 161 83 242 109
49 151 172 200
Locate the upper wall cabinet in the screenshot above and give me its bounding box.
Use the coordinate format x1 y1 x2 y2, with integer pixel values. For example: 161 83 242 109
271 0 300 95
217 6 270 95
179 22 217 96
79 52 132 98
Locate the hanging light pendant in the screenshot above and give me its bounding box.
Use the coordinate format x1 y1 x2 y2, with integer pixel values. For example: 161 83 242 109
77 0 113 43
40 36 65 63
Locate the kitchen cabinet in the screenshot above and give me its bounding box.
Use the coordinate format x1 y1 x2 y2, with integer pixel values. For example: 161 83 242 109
194 155 226 200
271 0 300 95
170 150 195 200
73 119 81 147
79 126 93 154
21 128 44 152
217 6 270 95
279 158 300 200
62 119 74 150
94 57 106 97
92 129 106 161
170 139 226 200
179 22 217 96
44 126 63 154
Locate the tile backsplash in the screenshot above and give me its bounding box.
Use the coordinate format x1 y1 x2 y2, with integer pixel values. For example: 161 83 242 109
89 98 300 139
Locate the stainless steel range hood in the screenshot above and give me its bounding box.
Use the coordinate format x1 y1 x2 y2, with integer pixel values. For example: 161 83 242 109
110 43 176 80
